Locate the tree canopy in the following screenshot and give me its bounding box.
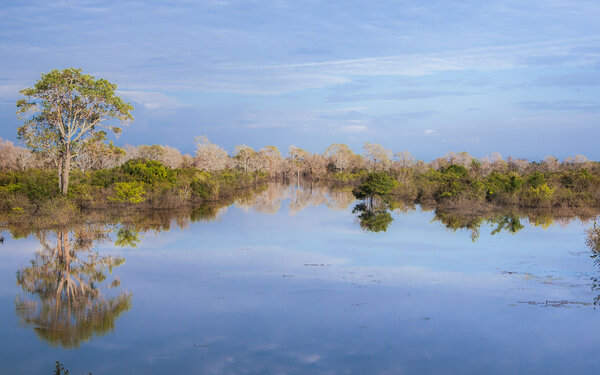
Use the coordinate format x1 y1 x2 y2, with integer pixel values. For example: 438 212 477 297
17 68 133 194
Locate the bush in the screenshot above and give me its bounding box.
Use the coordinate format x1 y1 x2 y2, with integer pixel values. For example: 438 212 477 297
89 169 126 187
485 172 523 200
527 172 546 188
190 178 219 200
108 182 146 203
121 159 174 184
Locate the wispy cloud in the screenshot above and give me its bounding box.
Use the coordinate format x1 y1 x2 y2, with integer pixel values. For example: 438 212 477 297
197 37 600 94
517 100 600 111
117 90 183 110
328 90 472 103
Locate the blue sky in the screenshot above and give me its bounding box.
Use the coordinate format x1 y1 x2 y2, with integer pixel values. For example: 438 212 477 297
1 0 599 160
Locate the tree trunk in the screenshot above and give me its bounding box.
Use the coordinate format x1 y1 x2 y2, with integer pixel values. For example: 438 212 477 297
57 155 63 193
60 146 71 195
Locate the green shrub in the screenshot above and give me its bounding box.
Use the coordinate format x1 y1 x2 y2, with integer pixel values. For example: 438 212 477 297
485 172 523 200
121 159 174 184
89 169 126 187
353 172 398 200
108 182 146 203
527 172 546 188
190 178 219 200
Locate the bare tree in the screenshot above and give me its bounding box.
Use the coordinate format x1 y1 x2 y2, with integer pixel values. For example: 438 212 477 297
258 146 283 177
75 132 126 171
234 145 259 173
393 150 416 169
323 143 356 172
541 155 560 172
0 138 35 171
507 156 529 174
288 145 309 179
564 154 590 170
194 135 230 172
363 142 392 171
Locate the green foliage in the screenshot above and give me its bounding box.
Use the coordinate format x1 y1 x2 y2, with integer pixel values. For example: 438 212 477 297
559 169 597 192
89 169 126 188
426 164 471 199
330 170 369 183
16 68 134 195
527 172 546 188
587 221 600 253
353 172 398 200
121 159 174 184
441 164 468 177
67 183 92 203
108 182 146 203
485 172 523 200
355 208 393 232
54 361 69 375
490 215 524 235
0 170 58 201
115 227 141 248
190 178 219 200
0 183 22 193
530 183 555 200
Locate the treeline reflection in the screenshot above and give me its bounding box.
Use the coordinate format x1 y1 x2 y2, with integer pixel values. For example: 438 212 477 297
3 181 599 242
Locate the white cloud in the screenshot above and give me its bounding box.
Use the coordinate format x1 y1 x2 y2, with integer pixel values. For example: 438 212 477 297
424 129 436 135
303 354 320 364
338 125 367 133
116 90 182 110
209 38 593 94
0 84 25 102
184 37 600 94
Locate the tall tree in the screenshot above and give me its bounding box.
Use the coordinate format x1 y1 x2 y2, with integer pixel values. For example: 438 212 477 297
17 68 133 194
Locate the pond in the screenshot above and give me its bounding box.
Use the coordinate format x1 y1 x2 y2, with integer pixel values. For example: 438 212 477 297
1 182 600 374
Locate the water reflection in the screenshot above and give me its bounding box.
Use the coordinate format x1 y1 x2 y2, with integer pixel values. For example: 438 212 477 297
4 181 600 352
15 228 131 348
235 181 355 215
352 202 394 232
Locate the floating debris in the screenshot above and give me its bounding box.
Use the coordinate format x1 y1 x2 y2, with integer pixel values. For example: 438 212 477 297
517 300 591 308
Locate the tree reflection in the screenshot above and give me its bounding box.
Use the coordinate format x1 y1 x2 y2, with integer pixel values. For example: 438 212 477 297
353 203 393 232
15 228 131 348
433 211 527 241
587 222 600 306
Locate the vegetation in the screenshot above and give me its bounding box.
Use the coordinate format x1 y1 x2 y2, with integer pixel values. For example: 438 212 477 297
587 222 600 253
2 137 600 222
16 68 133 195
351 172 398 232
4 69 600 222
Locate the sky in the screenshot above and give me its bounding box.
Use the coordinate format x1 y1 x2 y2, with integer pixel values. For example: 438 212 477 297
0 0 599 161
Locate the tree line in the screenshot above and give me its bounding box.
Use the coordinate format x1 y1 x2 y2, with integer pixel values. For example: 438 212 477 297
1 134 596 183
3 68 600 214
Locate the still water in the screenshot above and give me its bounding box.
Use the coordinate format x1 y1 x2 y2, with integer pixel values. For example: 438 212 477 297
1 183 600 374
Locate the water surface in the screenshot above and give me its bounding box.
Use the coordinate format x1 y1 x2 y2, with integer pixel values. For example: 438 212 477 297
1 183 599 374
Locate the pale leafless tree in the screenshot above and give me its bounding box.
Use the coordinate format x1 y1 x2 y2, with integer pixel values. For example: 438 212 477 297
194 136 230 172
363 142 392 171
257 146 283 177
234 145 259 173
541 155 560 172
323 143 356 172
0 138 36 171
